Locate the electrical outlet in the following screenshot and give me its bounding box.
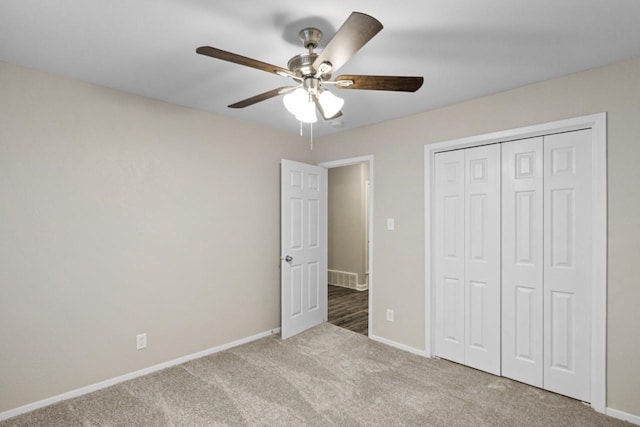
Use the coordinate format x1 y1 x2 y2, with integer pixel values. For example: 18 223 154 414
136 333 147 350
386 309 394 322
387 218 395 230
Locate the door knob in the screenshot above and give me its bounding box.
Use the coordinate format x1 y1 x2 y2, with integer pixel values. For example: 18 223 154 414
284 255 293 263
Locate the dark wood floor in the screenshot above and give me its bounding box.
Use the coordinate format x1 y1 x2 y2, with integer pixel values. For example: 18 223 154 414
328 285 368 335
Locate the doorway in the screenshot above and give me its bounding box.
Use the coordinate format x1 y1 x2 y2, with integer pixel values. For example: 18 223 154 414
320 156 374 336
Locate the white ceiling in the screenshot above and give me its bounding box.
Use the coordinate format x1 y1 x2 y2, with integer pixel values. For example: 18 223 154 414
2 0 640 137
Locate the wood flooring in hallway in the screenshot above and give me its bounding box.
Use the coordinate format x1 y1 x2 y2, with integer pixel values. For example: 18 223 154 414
327 285 368 335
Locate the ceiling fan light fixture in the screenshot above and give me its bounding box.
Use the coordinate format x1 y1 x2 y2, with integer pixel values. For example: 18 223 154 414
283 88 308 115
318 90 344 119
284 87 318 123
295 99 318 123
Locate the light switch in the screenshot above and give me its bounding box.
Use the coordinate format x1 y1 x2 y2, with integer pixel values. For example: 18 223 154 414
387 218 395 230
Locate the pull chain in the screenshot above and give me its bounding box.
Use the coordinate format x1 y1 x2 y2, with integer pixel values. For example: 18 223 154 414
298 121 313 150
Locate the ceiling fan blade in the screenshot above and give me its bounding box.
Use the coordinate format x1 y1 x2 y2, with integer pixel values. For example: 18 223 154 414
197 46 297 78
312 12 383 74
312 97 343 120
228 87 296 109
335 75 424 92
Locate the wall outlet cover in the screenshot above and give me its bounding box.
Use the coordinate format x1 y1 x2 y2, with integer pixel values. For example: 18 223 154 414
136 333 147 350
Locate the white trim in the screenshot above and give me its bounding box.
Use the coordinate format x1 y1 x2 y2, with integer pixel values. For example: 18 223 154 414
319 155 374 169
370 334 427 357
606 407 640 425
329 280 369 292
589 114 608 413
424 113 607 413
0 328 280 422
328 269 367 290
330 283 369 291
319 155 374 337
424 144 434 359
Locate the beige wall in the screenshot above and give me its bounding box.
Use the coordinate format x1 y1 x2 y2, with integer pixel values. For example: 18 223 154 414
314 58 640 416
328 164 368 283
0 61 313 413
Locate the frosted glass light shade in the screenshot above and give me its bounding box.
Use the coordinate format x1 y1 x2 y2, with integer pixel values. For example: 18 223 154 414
318 90 344 118
283 88 308 115
283 87 319 123
295 99 318 123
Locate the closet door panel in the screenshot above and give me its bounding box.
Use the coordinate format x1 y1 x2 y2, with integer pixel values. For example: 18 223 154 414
464 144 501 375
543 129 592 402
501 137 544 387
434 150 465 363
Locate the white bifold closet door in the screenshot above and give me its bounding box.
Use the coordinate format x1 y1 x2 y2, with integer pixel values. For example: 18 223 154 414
464 145 501 375
543 130 592 402
435 129 592 402
434 144 501 375
501 130 592 402
434 149 465 364
501 137 544 387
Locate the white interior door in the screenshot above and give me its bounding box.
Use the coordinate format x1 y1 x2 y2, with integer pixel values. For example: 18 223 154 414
543 130 592 401
281 159 327 339
434 150 465 363
502 137 544 387
464 144 502 375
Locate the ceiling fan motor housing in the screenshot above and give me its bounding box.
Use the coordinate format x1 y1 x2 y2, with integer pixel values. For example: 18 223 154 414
287 52 332 81
287 53 319 78
286 27 332 80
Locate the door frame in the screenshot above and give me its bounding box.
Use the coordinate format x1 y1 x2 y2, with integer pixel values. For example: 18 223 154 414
424 113 607 412
319 155 374 336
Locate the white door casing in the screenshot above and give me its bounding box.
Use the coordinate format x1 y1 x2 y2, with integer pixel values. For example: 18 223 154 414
464 144 502 375
434 150 465 363
543 130 592 402
280 160 327 339
502 137 544 387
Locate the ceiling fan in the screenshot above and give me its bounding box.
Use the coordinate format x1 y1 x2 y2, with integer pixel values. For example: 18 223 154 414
196 12 423 124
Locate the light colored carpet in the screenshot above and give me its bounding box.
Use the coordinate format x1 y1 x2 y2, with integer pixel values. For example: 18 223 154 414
0 323 629 426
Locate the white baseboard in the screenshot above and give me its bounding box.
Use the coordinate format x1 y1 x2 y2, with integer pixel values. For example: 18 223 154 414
355 283 369 291
0 327 280 422
328 269 368 291
606 407 640 425
332 282 368 291
369 334 427 357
